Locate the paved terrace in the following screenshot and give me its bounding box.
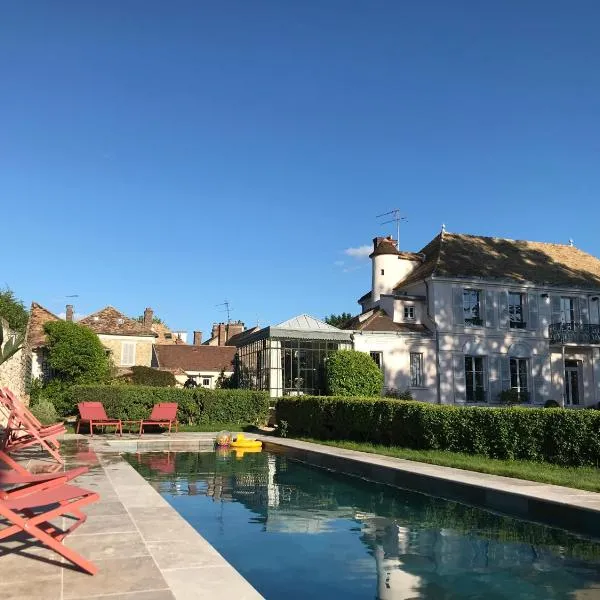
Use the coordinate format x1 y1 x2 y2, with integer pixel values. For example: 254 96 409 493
3 432 600 599
0 434 263 600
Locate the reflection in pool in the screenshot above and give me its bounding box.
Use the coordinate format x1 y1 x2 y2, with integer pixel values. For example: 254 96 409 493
126 450 600 599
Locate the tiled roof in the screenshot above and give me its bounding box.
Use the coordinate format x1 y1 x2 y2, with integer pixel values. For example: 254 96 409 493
26 302 61 348
153 345 236 372
342 309 429 334
227 327 260 347
396 232 600 290
78 306 155 337
369 237 399 257
151 322 185 344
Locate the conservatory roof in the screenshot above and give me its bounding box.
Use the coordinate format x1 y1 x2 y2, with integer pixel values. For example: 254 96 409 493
233 314 352 346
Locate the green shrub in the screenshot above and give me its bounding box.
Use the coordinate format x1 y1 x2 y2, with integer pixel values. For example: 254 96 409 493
275 396 600 467
544 399 561 408
69 385 269 425
499 389 529 404
29 400 59 426
126 366 176 387
384 388 413 400
325 350 383 396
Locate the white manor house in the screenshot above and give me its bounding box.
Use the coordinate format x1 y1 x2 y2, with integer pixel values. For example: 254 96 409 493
233 229 600 407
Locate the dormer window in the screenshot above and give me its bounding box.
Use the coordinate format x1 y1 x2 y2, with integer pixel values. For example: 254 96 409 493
404 306 415 320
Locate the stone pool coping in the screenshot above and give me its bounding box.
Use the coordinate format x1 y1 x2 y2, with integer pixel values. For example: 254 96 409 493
260 437 600 539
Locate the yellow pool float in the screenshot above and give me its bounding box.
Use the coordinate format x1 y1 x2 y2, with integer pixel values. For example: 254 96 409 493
230 433 262 450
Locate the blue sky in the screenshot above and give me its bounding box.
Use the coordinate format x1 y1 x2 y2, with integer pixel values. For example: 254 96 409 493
2 1 599 335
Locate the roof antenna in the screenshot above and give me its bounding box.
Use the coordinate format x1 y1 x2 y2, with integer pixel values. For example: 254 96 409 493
215 300 232 323
376 209 406 250
569 238 574 247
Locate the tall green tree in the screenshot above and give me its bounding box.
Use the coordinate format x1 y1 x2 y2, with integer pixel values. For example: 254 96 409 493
44 321 111 384
324 312 353 328
0 287 28 334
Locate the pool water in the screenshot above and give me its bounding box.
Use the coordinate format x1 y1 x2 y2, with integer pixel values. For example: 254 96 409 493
126 450 600 599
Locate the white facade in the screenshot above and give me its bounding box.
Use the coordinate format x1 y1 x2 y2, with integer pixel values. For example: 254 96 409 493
352 331 436 402
175 369 233 389
351 234 600 407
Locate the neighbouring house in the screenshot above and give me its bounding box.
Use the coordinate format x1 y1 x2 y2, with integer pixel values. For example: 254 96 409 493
152 339 236 388
205 321 246 346
78 306 156 370
151 321 188 345
27 302 62 381
26 303 159 379
232 315 352 397
343 230 600 407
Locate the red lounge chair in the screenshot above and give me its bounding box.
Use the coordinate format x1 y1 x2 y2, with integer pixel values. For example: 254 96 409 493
76 402 122 437
0 465 89 501
1 388 65 434
0 482 100 574
138 403 178 436
0 389 66 464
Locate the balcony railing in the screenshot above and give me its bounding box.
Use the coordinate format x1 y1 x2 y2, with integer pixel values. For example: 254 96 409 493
549 323 600 345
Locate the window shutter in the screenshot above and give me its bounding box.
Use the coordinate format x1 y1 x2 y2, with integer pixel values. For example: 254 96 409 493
485 290 496 328
532 355 549 404
527 293 538 330
453 354 466 403
498 291 509 328
453 287 464 326
500 356 511 393
551 296 561 325
580 298 589 324
488 355 501 403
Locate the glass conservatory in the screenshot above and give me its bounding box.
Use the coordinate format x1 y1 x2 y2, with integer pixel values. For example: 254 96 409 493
233 315 352 396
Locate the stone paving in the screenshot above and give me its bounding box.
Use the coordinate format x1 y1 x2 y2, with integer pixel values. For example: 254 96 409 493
0 436 263 600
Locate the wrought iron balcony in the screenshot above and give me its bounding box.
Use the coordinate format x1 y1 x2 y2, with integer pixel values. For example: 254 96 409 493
549 323 600 345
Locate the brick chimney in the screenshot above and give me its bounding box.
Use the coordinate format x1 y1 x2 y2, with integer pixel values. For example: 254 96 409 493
66 304 74 322
143 307 153 328
193 331 202 346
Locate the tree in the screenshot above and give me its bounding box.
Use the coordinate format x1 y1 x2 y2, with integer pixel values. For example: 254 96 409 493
325 349 383 396
0 287 28 334
135 315 166 325
324 312 352 328
44 321 111 384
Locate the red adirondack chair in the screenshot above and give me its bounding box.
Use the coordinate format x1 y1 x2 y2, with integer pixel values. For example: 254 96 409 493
0 388 66 464
138 403 178 436
76 402 122 437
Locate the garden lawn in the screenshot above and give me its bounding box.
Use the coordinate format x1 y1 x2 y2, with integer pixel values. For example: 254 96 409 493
302 439 600 493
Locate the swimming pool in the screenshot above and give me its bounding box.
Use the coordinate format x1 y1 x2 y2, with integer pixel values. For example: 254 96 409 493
126 449 600 599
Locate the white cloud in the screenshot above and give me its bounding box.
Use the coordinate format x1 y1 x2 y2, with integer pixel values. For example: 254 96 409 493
344 245 371 259
333 260 345 267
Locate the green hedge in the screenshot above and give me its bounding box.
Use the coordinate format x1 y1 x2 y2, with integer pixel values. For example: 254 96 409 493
70 385 269 426
275 396 600 467
126 366 177 387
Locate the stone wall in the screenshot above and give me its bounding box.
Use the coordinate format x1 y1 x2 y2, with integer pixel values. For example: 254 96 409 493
0 347 29 426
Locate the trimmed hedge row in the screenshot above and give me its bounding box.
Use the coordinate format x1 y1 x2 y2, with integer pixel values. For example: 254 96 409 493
70 385 269 426
275 396 600 467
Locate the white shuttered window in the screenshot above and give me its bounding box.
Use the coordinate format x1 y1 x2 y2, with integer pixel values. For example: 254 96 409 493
121 342 136 366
